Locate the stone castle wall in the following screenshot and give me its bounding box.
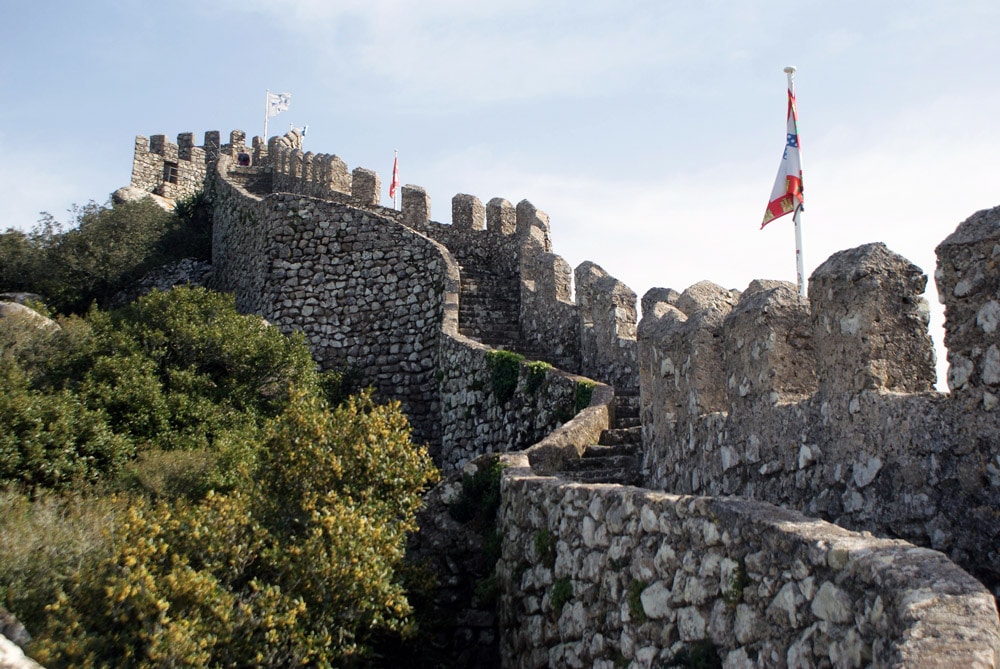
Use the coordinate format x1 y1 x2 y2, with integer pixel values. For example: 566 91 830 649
638 224 1000 597
498 446 1000 668
125 128 1000 666
210 154 454 445
209 149 599 471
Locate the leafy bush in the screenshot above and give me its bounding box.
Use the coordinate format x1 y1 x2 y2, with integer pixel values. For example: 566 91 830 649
447 455 503 526
575 379 596 413
1 279 442 664
27 390 439 667
524 360 552 394
0 196 212 314
0 368 134 490
485 350 524 403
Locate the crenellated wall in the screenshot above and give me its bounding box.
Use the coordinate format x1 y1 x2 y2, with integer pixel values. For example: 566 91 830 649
121 128 1000 667
576 261 639 394
210 153 455 446
516 200 583 372
131 132 212 200
208 145 607 473
639 228 1000 597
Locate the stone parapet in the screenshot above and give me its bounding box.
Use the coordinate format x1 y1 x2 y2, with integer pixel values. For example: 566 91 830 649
810 242 935 397
497 464 1000 668
576 261 638 393
936 205 1000 410
639 231 1000 596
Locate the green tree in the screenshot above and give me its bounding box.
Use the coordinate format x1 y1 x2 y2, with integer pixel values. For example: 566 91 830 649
0 196 212 314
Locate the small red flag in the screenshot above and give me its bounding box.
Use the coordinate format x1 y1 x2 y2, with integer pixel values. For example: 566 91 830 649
389 152 399 200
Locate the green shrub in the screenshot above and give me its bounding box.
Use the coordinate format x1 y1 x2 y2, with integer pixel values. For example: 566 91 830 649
485 350 524 403
551 577 573 613
0 196 212 314
0 372 133 490
524 360 551 394
0 489 118 634
534 529 557 569
575 380 596 413
25 389 440 667
0 286 332 495
447 455 504 526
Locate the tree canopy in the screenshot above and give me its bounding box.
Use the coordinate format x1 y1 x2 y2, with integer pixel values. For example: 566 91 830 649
0 286 439 666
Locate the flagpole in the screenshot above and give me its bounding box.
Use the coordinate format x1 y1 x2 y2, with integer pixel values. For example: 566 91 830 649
393 149 399 210
264 89 270 141
785 66 807 299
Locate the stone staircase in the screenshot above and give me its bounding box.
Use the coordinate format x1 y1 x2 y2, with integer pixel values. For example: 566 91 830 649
558 390 642 486
458 267 522 350
456 263 642 487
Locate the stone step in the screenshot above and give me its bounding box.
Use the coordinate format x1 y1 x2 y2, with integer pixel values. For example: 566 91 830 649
614 392 641 409
614 416 642 429
562 453 637 472
559 464 642 486
599 426 642 446
582 442 637 459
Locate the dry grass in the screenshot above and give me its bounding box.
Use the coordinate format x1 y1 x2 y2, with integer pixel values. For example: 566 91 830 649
0 488 119 631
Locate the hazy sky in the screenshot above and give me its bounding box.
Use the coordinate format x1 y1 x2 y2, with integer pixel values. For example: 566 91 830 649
3 1 999 387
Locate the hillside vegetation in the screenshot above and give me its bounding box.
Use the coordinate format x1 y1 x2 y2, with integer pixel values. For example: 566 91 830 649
0 196 210 313
0 200 439 666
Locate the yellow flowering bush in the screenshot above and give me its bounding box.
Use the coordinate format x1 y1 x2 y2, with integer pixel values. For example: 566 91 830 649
25 391 438 667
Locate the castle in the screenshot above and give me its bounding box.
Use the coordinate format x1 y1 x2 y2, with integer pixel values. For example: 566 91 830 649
126 128 1000 667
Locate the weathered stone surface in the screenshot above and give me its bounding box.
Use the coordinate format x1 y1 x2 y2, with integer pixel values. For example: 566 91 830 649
0 301 57 331
111 185 175 211
497 465 1000 668
121 128 1000 668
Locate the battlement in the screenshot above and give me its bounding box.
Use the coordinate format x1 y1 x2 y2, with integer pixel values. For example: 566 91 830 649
638 210 1000 596
121 128 1000 663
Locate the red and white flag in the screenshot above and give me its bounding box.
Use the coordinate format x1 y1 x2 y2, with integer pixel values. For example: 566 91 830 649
761 83 804 228
389 151 400 201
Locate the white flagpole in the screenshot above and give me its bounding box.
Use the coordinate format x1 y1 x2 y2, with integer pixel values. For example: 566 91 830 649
264 89 270 141
785 66 807 299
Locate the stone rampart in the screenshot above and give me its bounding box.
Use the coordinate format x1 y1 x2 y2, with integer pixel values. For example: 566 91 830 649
121 127 1000 666
497 458 1000 668
267 130 356 203
516 201 582 372
131 131 213 200
211 151 596 471
936 207 1000 409
576 261 639 394
210 153 455 445
639 214 1000 595
437 336 590 473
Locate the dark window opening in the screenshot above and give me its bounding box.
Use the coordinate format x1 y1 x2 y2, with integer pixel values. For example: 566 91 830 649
163 162 179 185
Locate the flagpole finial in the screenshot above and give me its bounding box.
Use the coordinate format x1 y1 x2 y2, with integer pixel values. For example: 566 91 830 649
783 66 797 74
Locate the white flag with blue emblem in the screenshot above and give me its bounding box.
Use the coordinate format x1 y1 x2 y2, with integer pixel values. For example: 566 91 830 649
266 92 291 119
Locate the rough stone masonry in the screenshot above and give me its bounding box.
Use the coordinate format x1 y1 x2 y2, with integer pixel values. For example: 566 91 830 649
114 128 1000 667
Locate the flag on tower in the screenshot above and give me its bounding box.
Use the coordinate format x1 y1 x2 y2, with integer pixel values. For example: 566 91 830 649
266 92 292 119
761 83 804 228
389 151 400 201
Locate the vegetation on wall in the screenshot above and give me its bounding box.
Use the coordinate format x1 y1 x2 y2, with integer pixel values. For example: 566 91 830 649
447 455 505 606
0 286 439 666
485 350 525 403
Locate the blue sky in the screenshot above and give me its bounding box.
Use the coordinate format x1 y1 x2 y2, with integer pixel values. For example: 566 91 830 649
3 0 1000 386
